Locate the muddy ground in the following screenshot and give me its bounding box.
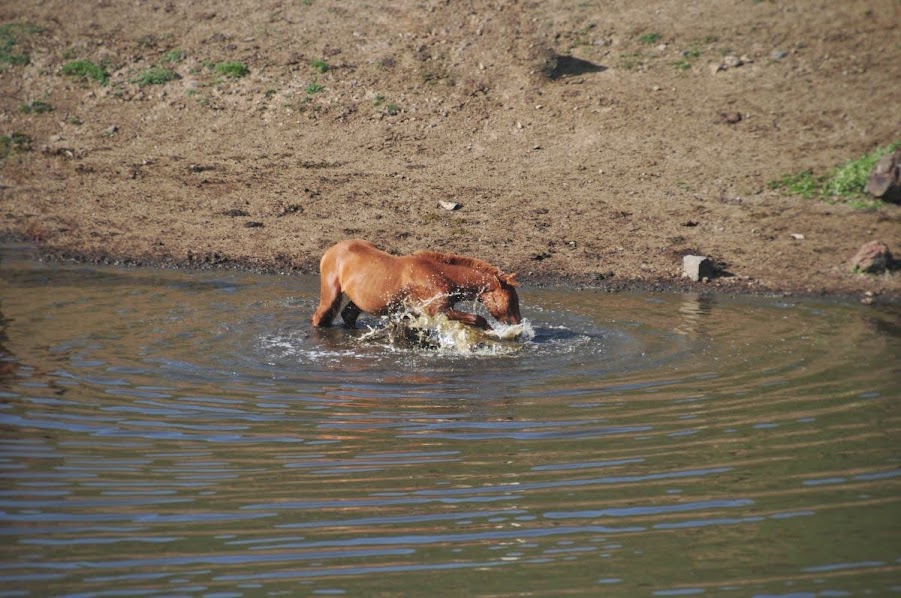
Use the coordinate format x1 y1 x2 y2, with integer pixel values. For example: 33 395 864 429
1 0 899 299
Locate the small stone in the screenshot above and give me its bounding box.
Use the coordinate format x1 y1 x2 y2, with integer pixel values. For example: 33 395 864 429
104 125 119 136
717 112 742 124
790 233 805 240
244 221 264 228
770 49 788 60
438 200 461 211
656 43 668 52
723 55 743 68
683 255 715 282
849 241 893 274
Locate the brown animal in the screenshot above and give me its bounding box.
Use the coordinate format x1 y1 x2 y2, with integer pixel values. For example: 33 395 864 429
311 240 521 329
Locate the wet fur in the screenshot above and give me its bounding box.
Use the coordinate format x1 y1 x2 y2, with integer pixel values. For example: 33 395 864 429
311 239 521 329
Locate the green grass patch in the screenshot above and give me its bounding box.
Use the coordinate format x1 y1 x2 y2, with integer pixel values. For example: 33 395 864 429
19 100 53 114
768 171 819 198
769 141 900 205
162 49 185 63
373 94 385 107
0 23 41 66
311 59 329 73
0 132 33 158
305 81 323 94
62 60 109 85
213 61 249 78
824 142 900 197
132 66 180 86
386 103 399 116
639 32 662 45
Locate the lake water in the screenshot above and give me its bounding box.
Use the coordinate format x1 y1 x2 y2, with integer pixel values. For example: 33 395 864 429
0 244 898 597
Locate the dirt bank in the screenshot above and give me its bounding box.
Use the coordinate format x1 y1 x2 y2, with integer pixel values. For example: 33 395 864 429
1 0 899 298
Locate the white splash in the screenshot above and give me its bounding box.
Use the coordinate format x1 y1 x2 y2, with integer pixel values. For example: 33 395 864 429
360 308 533 356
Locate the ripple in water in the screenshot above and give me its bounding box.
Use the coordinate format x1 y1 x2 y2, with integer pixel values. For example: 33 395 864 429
0 245 898 597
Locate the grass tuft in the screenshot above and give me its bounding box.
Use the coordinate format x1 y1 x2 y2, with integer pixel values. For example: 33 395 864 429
132 66 180 86
162 49 185 63
0 23 40 66
311 59 329 73
62 60 109 85
213 61 249 78
639 32 662 45
1 132 33 158
19 100 53 114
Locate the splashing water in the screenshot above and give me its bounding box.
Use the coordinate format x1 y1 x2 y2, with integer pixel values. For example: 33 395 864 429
360 308 535 355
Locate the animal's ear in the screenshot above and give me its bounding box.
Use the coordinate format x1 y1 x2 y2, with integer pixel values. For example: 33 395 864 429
500 272 519 287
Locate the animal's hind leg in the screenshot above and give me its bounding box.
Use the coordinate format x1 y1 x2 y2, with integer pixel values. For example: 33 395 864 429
311 275 342 327
340 301 362 328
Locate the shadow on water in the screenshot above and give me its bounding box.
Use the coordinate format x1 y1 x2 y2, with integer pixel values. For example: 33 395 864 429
0 244 899 596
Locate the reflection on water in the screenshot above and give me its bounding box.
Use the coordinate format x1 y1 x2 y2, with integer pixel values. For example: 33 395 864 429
0 244 899 596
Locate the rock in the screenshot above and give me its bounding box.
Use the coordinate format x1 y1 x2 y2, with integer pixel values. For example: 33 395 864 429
723 55 743 68
864 149 901 203
770 49 788 60
104 125 118 136
709 62 725 75
849 241 893 274
717 112 742 124
683 255 715 281
438 200 461 211
790 233 805 240
244 221 264 228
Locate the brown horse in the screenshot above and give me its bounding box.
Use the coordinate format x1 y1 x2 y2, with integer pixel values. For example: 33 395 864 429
311 239 521 330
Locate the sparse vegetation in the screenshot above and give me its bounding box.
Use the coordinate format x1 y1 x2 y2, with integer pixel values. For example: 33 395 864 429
132 66 180 86
674 47 702 70
618 52 643 70
162 49 185 63
213 61 249 78
373 94 385 107
306 81 323 94
19 100 53 114
62 60 109 85
769 142 900 206
824 142 899 197
1 132 33 158
639 32 662 45
386 103 399 115
0 23 40 66
311 59 329 73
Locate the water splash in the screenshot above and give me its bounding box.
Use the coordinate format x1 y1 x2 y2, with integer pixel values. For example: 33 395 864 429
360 309 534 356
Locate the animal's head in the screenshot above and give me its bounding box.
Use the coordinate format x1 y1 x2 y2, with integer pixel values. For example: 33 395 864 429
480 272 521 325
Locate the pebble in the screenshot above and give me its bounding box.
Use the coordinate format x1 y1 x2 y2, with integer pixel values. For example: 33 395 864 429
771 49 788 60
438 200 461 211
790 233 805 240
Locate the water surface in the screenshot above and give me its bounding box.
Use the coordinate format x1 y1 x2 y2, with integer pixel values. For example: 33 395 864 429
0 245 898 596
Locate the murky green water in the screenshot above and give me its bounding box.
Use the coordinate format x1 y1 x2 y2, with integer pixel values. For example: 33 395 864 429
0 244 898 596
